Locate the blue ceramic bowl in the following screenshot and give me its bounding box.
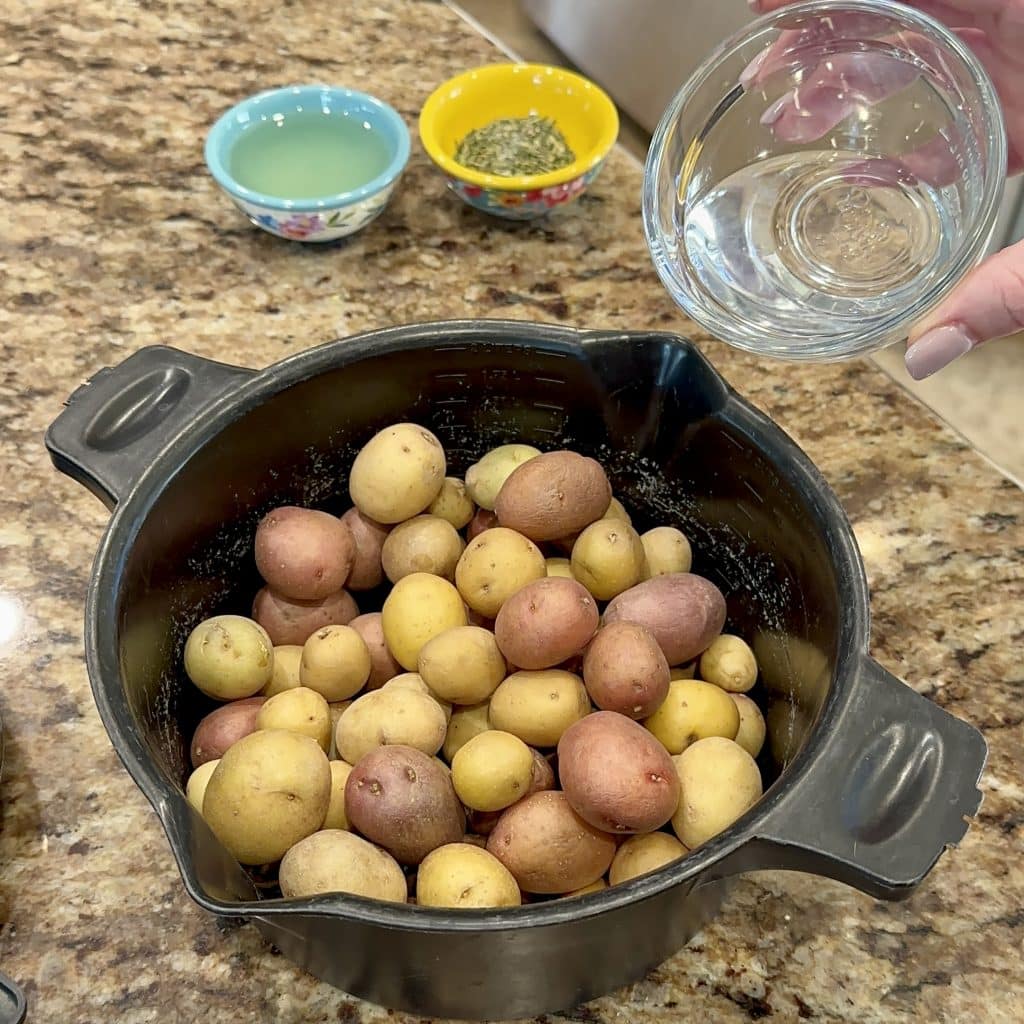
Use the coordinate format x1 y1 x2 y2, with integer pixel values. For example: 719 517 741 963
205 85 410 242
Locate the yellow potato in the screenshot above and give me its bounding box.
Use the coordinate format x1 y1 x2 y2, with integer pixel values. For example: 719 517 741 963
183 615 274 700
731 693 767 759
489 670 591 748
382 572 468 670
299 624 372 702
256 686 332 752
263 645 303 697
418 626 506 705
644 679 740 755
455 527 546 618
382 672 452 721
279 829 406 901
428 477 475 529
186 759 219 814
571 519 646 601
464 444 541 510
381 514 465 583
442 702 491 762
640 526 693 578
609 832 687 885
336 687 448 764
545 557 575 580
604 497 632 525
563 878 608 898
323 760 354 830
416 843 521 908
669 663 697 680
328 701 351 759
452 730 534 812
699 634 758 693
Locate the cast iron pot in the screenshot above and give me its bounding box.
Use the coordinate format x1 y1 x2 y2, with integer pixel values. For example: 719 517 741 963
46 320 986 1020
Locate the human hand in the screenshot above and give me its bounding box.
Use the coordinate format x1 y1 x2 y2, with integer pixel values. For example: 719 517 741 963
746 0 1024 378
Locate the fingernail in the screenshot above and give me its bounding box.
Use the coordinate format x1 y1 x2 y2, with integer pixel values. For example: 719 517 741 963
760 91 792 126
739 48 768 90
905 325 974 380
747 0 762 9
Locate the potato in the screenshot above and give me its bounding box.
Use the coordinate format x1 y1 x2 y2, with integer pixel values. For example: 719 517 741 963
465 444 541 510
640 526 693 579
418 626 506 705
466 507 498 540
348 422 446 524
461 833 489 849
416 843 521 908
252 586 359 646
186 759 219 813
336 686 448 764
382 672 452 721
455 527 546 618
442 702 491 762
557 712 679 834
571 519 646 601
604 497 632 525
564 878 608 898
609 832 687 885
256 686 332 752
323 759 354 830
671 737 763 849
452 731 534 813
184 615 274 700
263 645 303 697
670 663 697 681
279 829 405 901
644 679 740 755
603 573 727 665
202 730 330 865
347 612 402 690
467 747 555 835
494 451 612 542
339 508 390 591
486 791 615 894
582 621 670 719
545 557 574 580
254 505 356 601
190 696 265 767
428 477 475 530
494 578 599 671
382 514 465 583
731 693 767 759
489 670 590 748
345 745 465 864
299 624 371 701
382 572 468 670
328 701 351 759
700 634 758 693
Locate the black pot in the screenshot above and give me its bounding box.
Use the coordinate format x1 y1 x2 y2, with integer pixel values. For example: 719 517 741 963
46 320 986 1020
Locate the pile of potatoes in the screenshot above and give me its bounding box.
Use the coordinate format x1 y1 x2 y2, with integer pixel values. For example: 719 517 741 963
182 425 767 909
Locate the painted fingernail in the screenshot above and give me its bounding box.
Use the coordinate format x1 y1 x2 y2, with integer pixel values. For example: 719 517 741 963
739 48 768 90
759 91 792 126
905 325 974 380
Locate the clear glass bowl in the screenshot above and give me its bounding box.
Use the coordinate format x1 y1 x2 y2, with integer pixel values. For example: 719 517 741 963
643 0 1007 361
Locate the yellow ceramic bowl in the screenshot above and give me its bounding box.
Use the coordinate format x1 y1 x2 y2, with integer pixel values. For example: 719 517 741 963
419 63 619 220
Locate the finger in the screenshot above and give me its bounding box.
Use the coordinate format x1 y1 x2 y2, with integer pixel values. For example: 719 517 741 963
905 239 1024 379
840 133 962 189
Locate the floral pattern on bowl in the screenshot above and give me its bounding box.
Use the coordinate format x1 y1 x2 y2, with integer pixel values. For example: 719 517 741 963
231 187 395 242
447 163 604 221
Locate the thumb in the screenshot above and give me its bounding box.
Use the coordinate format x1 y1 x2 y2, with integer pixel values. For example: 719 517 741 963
905 238 1024 380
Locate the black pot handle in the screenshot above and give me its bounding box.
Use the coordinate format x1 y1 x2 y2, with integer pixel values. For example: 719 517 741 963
746 656 987 900
45 346 255 509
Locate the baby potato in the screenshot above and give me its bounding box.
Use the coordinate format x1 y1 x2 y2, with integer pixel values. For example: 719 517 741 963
382 514 465 583
545 557 574 580
670 663 697 681
644 679 740 755
699 634 758 693
416 843 521 908
455 527 546 618
564 878 608 898
640 526 693 579
428 477 475 530
418 626 506 705
731 693 767 759
609 832 687 885
186 759 219 813
382 572 468 670
323 759 354 830
604 497 632 525
252 586 359 647
348 612 403 690
582 621 670 719
495 450 612 542
488 670 590 748
571 519 646 601
299 624 372 702
254 505 356 601
256 686 332 752
336 687 448 764
442 701 491 762
486 791 616 894
263 645 303 697
190 696 265 767
184 615 274 700
494 577 599 671
452 731 534 812
345 745 465 864
202 730 330 865
279 829 406 902
466 507 498 540
328 701 350 759
467 747 555 835
339 508 390 591
382 672 453 721
465 444 541 510
348 422 447 524
671 737 763 849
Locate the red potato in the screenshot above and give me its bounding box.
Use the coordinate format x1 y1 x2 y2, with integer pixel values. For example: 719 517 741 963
466 507 498 541
557 712 679 835
348 612 403 689
190 696 265 768
254 506 356 601
340 508 390 591
494 577 599 671
252 587 359 646
582 621 670 719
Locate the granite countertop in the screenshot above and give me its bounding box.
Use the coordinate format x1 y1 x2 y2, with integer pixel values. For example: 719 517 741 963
1 1 1022 1021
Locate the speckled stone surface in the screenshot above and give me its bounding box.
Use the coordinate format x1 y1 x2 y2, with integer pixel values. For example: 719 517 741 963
0 2 1021 1022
